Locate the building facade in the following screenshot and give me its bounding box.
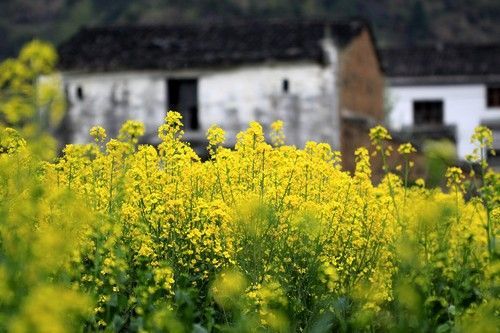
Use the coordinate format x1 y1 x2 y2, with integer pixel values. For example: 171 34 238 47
382 44 500 164
57 19 384 167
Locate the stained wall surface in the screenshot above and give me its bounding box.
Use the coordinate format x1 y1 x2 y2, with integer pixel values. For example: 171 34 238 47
62 60 340 149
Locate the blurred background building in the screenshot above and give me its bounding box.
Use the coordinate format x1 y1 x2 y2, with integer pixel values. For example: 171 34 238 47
382 44 500 167
56 19 383 168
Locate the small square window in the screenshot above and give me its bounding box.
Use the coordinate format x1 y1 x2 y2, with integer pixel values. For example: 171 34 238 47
487 86 500 108
413 100 443 125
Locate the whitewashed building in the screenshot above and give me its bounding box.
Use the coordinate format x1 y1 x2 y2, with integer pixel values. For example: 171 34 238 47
57 19 384 167
382 44 500 164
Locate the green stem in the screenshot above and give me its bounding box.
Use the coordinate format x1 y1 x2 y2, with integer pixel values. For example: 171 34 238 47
381 143 401 225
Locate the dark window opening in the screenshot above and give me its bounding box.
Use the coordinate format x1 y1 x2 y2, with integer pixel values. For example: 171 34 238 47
167 79 199 130
487 86 500 107
413 100 443 126
76 86 84 100
282 79 289 93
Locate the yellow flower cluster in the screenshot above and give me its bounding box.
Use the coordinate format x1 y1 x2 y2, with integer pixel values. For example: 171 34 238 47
118 120 145 144
397 142 416 155
270 120 285 147
369 125 392 153
0 114 497 331
0 127 27 153
206 124 225 156
89 125 107 143
467 125 495 168
446 166 466 192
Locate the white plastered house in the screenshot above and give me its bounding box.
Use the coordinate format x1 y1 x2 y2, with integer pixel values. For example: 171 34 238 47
382 44 500 166
56 19 385 167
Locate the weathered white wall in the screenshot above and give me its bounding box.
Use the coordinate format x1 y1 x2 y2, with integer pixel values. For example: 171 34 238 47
63 60 340 149
63 73 165 143
387 84 500 159
199 62 338 147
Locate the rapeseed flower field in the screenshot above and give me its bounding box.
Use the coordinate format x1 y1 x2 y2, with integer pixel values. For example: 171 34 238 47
0 112 498 332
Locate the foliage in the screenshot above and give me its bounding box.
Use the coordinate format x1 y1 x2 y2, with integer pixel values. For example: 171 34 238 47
0 129 92 333
423 139 457 188
0 115 498 332
0 40 63 160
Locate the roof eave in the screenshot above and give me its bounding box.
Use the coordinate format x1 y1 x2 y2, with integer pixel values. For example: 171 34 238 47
386 74 500 86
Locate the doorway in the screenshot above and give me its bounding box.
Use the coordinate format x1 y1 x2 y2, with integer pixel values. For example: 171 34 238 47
167 79 199 130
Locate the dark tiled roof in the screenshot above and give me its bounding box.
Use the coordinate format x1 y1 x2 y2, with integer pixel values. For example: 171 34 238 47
381 44 500 77
58 19 368 71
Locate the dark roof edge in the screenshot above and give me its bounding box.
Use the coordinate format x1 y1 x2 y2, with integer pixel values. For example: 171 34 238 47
58 59 323 75
382 41 500 52
60 17 372 45
387 74 500 86
70 17 369 35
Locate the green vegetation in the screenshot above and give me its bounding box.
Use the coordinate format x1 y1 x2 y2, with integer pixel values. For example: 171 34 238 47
0 37 498 333
0 40 63 159
1 0 500 59
423 140 456 188
0 113 498 332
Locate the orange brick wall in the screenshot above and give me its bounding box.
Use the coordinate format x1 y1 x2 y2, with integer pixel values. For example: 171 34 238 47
338 29 384 121
338 29 385 171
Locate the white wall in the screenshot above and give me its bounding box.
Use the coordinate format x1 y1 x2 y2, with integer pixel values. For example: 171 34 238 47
63 73 165 143
63 61 340 149
388 84 500 159
199 62 338 147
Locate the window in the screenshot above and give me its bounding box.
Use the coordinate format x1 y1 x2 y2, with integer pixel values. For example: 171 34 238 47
76 86 84 100
413 100 443 126
282 79 289 93
167 79 199 130
487 86 500 107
